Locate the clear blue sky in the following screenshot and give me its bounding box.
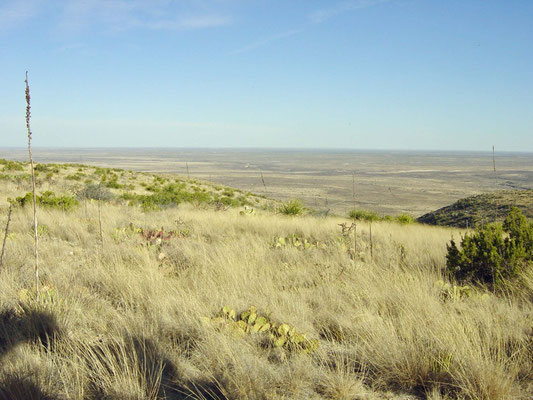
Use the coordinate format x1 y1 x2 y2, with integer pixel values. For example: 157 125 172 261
0 0 532 151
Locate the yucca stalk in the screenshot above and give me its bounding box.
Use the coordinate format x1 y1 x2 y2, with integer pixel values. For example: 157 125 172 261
98 184 104 251
0 204 12 268
369 220 373 260
25 71 39 300
261 172 267 192
352 171 357 258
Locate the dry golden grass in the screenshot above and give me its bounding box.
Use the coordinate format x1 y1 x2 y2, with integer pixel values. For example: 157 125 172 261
0 168 532 399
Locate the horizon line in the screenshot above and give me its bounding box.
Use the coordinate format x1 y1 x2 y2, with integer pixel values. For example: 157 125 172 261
0 146 531 155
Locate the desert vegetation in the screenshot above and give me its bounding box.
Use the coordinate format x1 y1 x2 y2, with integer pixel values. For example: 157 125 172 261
0 162 532 399
349 209 416 225
418 189 533 228
446 207 533 288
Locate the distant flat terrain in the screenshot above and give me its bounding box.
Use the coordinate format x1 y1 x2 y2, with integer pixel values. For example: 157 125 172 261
1 147 532 217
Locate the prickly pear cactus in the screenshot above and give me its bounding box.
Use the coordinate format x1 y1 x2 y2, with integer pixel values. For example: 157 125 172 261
272 234 327 251
204 306 320 354
435 280 473 302
239 206 256 216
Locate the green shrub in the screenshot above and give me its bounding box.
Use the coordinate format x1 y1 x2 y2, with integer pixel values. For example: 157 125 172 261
145 184 161 192
77 183 114 201
446 207 532 287
93 167 107 176
2 160 23 171
219 196 239 207
237 195 251 206
122 182 212 211
34 163 59 173
349 209 380 221
278 199 305 216
66 173 84 181
395 214 415 224
16 191 78 211
104 180 123 189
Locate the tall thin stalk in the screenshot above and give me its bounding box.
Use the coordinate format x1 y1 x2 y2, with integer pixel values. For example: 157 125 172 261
98 184 104 251
369 221 373 260
0 204 13 268
352 171 357 258
492 145 496 173
260 172 267 192
25 71 39 300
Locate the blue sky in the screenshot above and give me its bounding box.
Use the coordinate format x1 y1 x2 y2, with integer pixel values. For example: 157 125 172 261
0 0 532 151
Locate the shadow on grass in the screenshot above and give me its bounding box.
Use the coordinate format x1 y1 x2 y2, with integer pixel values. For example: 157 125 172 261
84 334 229 400
0 309 228 399
0 307 62 400
0 307 61 358
0 373 59 400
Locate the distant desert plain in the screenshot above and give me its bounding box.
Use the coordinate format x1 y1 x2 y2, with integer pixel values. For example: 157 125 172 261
1 148 532 217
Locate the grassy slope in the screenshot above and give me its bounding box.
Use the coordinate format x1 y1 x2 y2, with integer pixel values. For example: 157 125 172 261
0 159 273 211
0 162 532 399
417 189 533 228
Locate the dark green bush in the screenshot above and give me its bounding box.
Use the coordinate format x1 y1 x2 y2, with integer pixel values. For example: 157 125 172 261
16 191 78 211
446 207 532 287
34 164 59 173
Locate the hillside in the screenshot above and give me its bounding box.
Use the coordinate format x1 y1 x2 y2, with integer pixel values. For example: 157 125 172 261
0 158 273 212
0 161 532 399
418 189 533 228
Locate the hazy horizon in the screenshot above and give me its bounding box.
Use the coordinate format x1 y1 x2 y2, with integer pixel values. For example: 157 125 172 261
1 146 533 155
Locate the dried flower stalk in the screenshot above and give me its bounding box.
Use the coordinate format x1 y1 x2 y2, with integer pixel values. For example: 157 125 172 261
25 71 39 300
0 204 12 268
